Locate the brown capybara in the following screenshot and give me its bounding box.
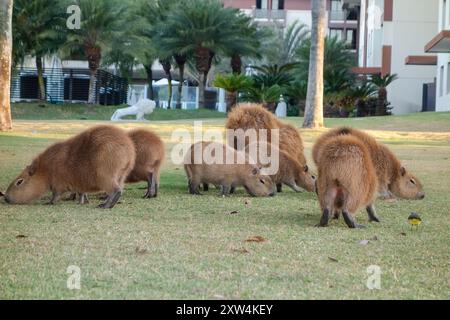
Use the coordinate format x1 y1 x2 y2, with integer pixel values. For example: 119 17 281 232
126 129 165 198
184 141 275 197
316 135 379 229
245 141 316 193
226 103 308 192
3 125 136 209
312 127 425 200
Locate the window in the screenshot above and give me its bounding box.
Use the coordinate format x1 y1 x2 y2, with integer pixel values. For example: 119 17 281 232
273 0 284 10
346 29 357 49
440 65 444 97
447 63 450 94
329 29 343 41
256 0 268 9
331 0 342 11
443 0 447 30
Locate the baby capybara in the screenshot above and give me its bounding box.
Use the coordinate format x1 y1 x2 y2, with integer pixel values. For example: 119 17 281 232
184 141 275 197
226 103 309 192
126 129 165 198
312 127 425 200
3 125 135 209
246 141 316 193
316 135 379 229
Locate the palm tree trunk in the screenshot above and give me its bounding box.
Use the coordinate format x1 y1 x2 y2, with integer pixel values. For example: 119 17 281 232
198 74 206 109
225 91 237 112
160 59 173 109
303 0 326 129
86 46 101 105
376 87 387 116
194 47 211 109
88 67 97 105
36 55 46 101
144 64 154 100
231 54 242 74
0 0 13 131
174 54 187 109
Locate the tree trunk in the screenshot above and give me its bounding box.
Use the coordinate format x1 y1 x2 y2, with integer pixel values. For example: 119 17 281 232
225 91 237 112
231 54 242 74
174 54 187 109
85 45 101 105
303 0 326 129
160 59 173 109
144 64 154 100
36 55 46 101
0 0 13 131
376 87 387 116
194 47 211 109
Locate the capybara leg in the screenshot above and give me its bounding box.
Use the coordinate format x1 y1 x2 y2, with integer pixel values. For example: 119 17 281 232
78 193 89 205
316 208 331 227
220 185 231 196
230 186 236 194
189 181 201 195
144 172 157 199
47 192 61 205
366 204 380 223
203 184 209 192
277 183 283 193
342 210 365 229
332 210 341 220
98 189 122 209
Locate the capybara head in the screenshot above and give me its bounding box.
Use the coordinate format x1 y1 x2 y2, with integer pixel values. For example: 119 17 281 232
297 165 316 192
244 166 276 197
390 167 425 200
4 161 49 204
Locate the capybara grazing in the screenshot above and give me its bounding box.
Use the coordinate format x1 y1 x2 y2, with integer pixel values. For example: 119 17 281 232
226 103 309 192
3 125 136 209
312 127 425 200
126 129 165 198
316 135 379 229
246 142 316 193
184 141 275 197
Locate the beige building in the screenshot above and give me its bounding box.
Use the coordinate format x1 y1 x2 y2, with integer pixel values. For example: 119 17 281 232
425 0 450 111
348 0 439 114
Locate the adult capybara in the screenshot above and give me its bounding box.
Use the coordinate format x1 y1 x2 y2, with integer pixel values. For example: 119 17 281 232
126 129 165 198
246 141 315 193
316 135 379 229
3 125 135 209
226 103 308 192
184 141 275 197
312 127 425 200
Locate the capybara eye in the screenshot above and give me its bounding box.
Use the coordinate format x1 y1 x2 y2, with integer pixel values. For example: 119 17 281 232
410 179 416 185
260 179 265 185
16 179 24 187
312 175 317 180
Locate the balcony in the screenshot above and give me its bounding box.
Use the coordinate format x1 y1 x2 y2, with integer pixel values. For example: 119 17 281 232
252 8 286 24
329 9 358 23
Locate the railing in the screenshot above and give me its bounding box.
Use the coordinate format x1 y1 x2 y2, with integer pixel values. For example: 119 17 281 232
329 10 358 22
253 9 286 21
11 68 128 105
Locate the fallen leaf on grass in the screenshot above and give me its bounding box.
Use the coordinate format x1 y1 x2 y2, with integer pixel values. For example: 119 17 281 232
359 240 370 246
328 257 339 262
400 232 407 236
135 247 148 255
16 235 28 239
245 236 266 243
232 248 249 254
370 236 379 241
227 210 240 215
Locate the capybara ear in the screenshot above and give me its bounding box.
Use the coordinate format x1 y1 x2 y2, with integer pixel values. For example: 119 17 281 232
400 166 406 176
304 165 309 172
251 167 260 176
27 161 37 176
0 191 4 197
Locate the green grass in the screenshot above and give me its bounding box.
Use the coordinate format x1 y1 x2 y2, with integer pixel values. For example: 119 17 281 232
0 112 450 299
11 102 226 121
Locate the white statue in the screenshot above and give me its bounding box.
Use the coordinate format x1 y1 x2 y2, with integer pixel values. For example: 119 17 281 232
111 98 156 121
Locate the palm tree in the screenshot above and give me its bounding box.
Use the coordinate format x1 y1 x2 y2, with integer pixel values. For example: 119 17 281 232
371 73 398 116
0 0 13 131
303 0 327 128
279 21 310 65
160 0 245 108
213 73 252 111
12 0 66 101
64 0 124 104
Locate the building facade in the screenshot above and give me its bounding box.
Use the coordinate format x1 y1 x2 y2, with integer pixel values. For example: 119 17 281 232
425 0 450 111
349 0 439 114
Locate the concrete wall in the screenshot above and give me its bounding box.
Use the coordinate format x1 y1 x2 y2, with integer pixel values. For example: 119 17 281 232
387 0 438 114
436 0 450 111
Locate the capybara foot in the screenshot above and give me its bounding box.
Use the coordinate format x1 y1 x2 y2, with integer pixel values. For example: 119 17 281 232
316 208 330 227
98 190 122 209
220 185 231 197
47 192 61 205
366 204 380 223
342 210 365 229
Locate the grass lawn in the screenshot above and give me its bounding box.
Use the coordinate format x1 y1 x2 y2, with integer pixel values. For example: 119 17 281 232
0 112 449 299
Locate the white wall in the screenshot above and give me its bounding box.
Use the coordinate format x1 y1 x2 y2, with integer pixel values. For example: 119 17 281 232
286 10 313 28
436 0 450 111
388 0 439 114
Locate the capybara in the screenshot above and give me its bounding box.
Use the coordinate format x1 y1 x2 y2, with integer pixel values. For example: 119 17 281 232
126 129 165 198
316 135 379 228
184 141 275 197
226 103 309 192
246 141 316 193
3 125 136 209
312 127 425 200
